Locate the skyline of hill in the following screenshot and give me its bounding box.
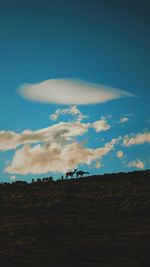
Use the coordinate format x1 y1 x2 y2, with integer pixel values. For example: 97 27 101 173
0 169 149 266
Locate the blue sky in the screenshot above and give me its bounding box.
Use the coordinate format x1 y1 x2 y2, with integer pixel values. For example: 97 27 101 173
0 0 150 182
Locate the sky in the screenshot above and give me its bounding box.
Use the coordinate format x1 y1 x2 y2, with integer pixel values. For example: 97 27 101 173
0 0 150 182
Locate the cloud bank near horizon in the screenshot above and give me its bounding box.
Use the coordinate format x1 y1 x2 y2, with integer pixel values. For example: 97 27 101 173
126 159 144 170
5 139 118 175
1 104 148 176
19 79 133 105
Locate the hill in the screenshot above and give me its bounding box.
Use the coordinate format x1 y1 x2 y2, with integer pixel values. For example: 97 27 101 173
0 170 150 267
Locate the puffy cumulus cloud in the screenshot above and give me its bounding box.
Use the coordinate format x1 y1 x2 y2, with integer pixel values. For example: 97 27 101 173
19 79 133 105
50 105 88 122
123 132 150 147
50 107 111 133
116 150 124 158
4 138 118 175
93 117 111 133
126 159 144 170
0 122 90 151
0 131 20 151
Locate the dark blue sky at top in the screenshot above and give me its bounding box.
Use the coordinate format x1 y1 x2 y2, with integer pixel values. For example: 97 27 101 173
0 0 150 126
0 0 149 180
0 1 150 85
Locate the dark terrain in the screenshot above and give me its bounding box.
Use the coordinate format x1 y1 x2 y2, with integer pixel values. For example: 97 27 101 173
0 170 150 267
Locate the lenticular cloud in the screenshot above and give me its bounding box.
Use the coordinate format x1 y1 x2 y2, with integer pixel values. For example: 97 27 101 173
19 79 133 105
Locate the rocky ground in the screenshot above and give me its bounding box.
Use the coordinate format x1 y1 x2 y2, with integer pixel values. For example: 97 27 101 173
0 170 150 267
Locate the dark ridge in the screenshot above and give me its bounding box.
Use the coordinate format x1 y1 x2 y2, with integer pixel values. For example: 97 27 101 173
1 169 150 185
0 170 150 267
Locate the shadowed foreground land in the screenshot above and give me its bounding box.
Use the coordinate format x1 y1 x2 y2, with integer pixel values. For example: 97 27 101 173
0 171 150 267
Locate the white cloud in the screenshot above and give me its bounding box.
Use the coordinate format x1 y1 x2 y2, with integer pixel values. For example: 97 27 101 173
93 117 111 132
118 117 129 124
126 159 144 170
0 122 90 151
19 79 133 105
10 175 16 181
4 138 118 175
50 105 88 122
95 161 102 169
0 131 20 151
123 132 150 146
0 116 112 152
50 113 58 121
116 150 124 158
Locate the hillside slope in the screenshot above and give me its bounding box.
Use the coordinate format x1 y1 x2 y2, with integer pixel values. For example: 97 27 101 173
0 170 150 267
